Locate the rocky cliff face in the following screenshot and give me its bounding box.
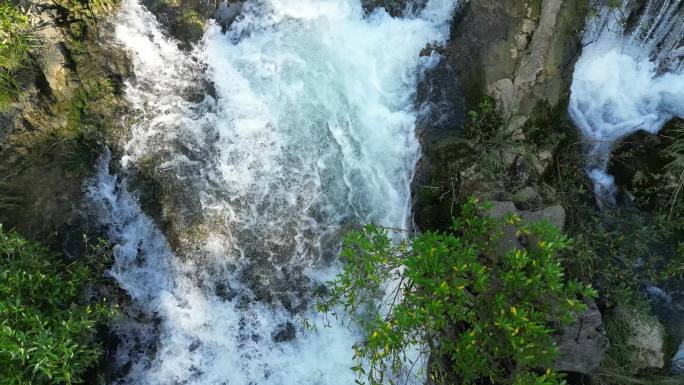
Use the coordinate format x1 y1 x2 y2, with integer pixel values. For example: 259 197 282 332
446 0 587 131
0 0 129 255
413 0 587 231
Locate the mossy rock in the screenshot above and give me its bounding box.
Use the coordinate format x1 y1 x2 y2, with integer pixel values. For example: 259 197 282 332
144 0 215 48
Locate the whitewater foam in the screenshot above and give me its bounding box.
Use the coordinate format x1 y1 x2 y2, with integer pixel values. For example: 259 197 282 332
94 0 459 384
569 0 684 204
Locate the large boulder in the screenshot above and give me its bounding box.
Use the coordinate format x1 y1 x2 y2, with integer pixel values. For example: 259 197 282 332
484 200 566 256
553 302 609 374
485 202 609 375
620 307 667 370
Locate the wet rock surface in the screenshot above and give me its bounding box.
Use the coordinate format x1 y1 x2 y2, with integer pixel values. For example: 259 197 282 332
415 48 466 148
360 0 425 16
272 322 296 343
672 340 684 374
142 0 216 47
215 0 242 31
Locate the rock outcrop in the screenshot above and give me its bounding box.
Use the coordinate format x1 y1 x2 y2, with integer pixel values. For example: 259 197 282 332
413 0 587 231
0 0 129 253
484 200 566 257
142 0 216 46
445 0 587 132
620 306 667 370
554 302 609 374
483 201 610 374
486 200 566 230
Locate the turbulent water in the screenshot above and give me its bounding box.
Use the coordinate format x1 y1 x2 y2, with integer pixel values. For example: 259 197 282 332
88 0 457 384
569 0 684 203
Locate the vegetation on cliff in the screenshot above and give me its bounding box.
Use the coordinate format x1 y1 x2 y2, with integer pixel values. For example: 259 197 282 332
552 121 684 384
0 1 33 110
414 86 684 382
0 2 125 383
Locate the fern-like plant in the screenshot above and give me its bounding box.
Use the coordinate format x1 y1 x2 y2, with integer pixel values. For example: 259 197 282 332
0 226 115 384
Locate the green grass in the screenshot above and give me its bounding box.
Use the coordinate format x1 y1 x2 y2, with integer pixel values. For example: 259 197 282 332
0 2 35 111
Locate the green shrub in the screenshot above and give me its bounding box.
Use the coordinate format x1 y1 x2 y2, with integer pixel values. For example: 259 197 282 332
317 198 596 385
0 226 114 384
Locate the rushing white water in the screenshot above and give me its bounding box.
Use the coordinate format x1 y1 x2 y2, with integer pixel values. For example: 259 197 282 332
89 156 362 384
569 0 684 203
90 0 458 384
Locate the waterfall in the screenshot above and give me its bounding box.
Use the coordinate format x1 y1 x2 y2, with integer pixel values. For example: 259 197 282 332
569 0 684 204
89 0 458 384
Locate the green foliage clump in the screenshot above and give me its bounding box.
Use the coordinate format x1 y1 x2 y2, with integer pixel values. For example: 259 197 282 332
317 198 596 385
0 1 34 110
0 2 30 70
0 227 115 384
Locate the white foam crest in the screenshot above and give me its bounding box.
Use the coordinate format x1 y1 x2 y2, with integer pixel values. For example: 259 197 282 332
569 0 684 204
101 0 458 384
115 0 215 168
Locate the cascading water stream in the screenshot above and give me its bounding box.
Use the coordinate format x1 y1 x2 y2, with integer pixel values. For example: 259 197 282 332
88 0 458 384
569 0 684 204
